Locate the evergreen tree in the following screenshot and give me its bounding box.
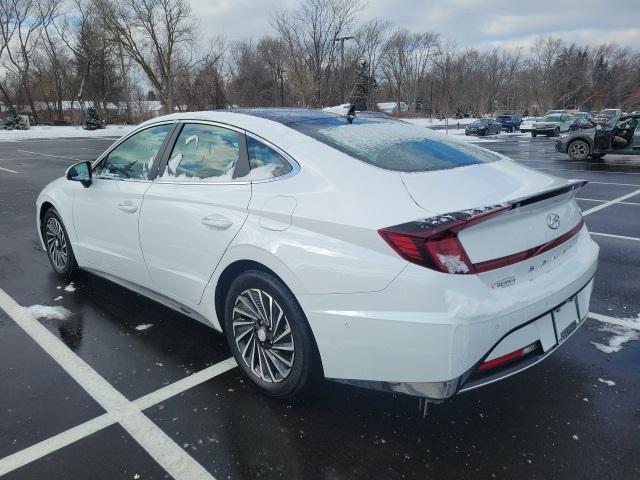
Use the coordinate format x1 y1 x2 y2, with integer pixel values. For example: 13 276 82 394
83 107 104 130
2 109 28 130
350 62 372 111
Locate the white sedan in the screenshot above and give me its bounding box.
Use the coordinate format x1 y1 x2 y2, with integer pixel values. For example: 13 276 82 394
36 109 599 400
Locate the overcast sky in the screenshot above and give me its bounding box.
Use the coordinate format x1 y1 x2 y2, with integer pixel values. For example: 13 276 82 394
190 0 640 49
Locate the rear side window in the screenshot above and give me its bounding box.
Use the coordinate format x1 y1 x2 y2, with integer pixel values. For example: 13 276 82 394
242 136 293 180
289 117 500 172
97 124 172 180
160 124 241 182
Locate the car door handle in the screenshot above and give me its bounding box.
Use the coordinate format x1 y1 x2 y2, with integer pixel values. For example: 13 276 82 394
201 215 233 230
117 202 138 213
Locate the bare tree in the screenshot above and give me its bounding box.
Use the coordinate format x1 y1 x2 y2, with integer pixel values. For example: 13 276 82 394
0 0 61 122
94 0 198 114
273 0 362 107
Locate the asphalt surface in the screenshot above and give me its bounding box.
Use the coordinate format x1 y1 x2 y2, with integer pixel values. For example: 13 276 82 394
0 131 639 479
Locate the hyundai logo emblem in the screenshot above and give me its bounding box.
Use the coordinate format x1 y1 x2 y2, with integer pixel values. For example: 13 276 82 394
546 213 560 229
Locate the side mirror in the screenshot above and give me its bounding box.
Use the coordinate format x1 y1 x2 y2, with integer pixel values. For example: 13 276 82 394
66 161 92 188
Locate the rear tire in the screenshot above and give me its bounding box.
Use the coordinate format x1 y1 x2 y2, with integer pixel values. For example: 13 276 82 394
531 132 537 138
567 139 590 161
42 208 78 280
224 270 318 399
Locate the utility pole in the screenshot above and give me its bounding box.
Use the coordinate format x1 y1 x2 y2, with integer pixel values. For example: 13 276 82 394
334 36 354 104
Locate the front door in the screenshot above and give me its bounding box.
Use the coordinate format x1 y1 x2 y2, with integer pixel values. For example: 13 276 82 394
73 123 174 287
139 122 251 305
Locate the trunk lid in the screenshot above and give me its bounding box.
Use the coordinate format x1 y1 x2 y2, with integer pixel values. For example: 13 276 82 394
400 160 586 281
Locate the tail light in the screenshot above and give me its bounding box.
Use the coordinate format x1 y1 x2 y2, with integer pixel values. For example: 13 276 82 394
378 205 510 275
379 180 588 275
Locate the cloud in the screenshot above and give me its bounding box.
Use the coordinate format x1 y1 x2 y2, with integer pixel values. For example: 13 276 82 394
190 0 640 49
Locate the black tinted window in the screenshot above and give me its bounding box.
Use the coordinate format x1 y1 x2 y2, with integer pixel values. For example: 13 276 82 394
98 124 172 180
288 117 500 172
161 124 241 182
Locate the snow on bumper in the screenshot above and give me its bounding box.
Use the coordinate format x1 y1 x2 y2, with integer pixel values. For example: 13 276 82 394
299 228 598 398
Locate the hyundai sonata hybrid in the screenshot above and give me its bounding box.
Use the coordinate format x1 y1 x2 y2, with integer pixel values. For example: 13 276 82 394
36 108 598 400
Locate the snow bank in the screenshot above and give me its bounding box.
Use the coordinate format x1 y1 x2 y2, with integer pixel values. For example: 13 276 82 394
24 305 72 321
404 117 479 127
0 124 136 141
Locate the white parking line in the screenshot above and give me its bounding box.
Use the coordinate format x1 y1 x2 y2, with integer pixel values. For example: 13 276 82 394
586 181 640 187
589 312 640 330
0 414 113 476
535 167 640 175
577 197 640 206
0 166 18 174
590 232 640 242
0 357 237 476
0 288 217 480
581 189 640 216
16 150 85 162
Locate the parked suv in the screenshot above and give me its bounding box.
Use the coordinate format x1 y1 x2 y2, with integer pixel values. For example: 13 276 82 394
532 114 572 137
496 114 522 133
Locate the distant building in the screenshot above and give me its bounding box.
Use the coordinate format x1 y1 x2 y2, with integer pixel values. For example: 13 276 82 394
376 101 409 114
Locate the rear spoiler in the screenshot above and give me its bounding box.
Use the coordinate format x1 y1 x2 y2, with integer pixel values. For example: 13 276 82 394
509 180 588 209
389 180 588 235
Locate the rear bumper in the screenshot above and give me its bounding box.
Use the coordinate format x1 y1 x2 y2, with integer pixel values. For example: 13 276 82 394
300 228 598 399
334 278 593 399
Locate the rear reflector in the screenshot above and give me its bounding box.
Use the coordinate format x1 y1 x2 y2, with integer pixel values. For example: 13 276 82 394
478 343 538 372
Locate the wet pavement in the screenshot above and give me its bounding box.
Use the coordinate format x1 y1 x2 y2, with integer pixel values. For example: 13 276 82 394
0 132 639 479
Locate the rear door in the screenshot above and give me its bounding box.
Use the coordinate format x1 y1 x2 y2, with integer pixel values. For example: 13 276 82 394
139 122 252 305
73 123 174 287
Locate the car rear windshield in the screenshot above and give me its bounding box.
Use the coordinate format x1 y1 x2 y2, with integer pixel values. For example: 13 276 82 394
287 116 501 172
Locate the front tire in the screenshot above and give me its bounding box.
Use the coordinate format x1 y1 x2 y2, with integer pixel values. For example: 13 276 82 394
224 270 318 399
42 208 78 280
531 132 537 137
567 139 590 161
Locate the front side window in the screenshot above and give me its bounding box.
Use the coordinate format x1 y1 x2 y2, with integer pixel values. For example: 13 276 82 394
160 124 241 182
97 124 172 180
242 136 293 180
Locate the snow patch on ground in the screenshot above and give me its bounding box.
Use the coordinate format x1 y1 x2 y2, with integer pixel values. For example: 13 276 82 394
0 124 136 141
24 305 72 321
64 283 76 292
589 313 640 354
135 323 153 331
598 378 616 386
53 296 63 301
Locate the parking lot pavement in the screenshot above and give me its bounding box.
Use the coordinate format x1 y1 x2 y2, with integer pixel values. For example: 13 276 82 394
1 134 639 479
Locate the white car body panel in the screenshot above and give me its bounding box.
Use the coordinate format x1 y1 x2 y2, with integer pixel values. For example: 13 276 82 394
36 109 599 399
139 182 251 305
73 178 154 288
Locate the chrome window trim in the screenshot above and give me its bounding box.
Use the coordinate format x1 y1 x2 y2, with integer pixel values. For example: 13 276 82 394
93 120 178 182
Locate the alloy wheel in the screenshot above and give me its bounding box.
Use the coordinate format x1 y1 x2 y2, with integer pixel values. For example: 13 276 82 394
45 216 68 271
568 141 589 160
232 288 295 383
